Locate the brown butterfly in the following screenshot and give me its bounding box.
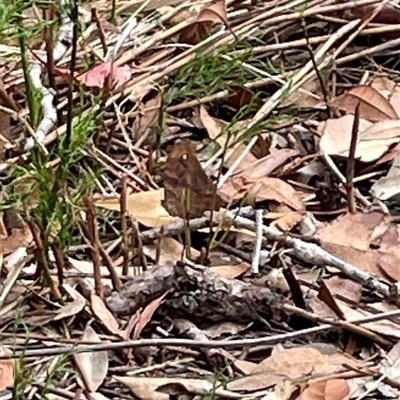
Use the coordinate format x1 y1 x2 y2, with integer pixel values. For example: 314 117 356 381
161 139 225 219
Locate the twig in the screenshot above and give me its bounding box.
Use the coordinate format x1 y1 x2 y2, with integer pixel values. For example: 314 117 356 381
322 152 371 207
346 102 360 213
91 8 108 56
282 304 391 347
226 212 393 301
3 309 400 360
26 219 61 300
301 16 331 117
251 210 263 274
84 196 104 299
120 174 130 276
52 242 66 287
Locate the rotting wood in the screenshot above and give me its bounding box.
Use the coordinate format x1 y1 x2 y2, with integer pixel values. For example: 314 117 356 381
107 261 286 324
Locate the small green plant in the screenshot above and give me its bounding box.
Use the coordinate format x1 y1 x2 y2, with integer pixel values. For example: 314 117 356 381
164 44 255 106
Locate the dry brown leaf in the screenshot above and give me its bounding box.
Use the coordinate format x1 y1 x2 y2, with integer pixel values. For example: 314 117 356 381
197 0 227 24
91 293 123 337
234 148 299 179
0 209 33 256
378 252 400 281
319 115 400 162
228 345 351 392
270 203 304 231
355 119 400 162
131 88 162 144
233 359 258 375
1 229 32 255
53 297 86 321
309 292 400 338
199 105 229 148
318 115 372 154
209 263 250 279
349 3 400 25
371 149 400 201
309 294 338 321
115 376 228 399
317 211 400 281
247 178 304 212
162 139 225 218
257 346 333 376
317 280 346 319
323 276 362 305
179 0 228 44
143 236 200 264
331 85 398 122
133 291 169 339
226 85 262 111
224 141 258 169
95 189 177 227
74 325 109 392
361 302 400 338
371 76 399 94
219 176 304 212
264 381 299 400
300 379 350 400
227 372 284 392
67 257 114 289
116 376 169 400
0 346 14 390
376 223 400 281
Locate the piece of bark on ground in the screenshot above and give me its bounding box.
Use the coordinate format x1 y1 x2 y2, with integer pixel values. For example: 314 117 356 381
107 262 286 324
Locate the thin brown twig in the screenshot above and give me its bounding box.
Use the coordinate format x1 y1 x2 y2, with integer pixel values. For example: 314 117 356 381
120 174 130 276
91 8 108 56
26 219 62 300
79 218 122 290
282 304 391 347
52 242 65 287
131 217 147 272
4 308 400 360
84 195 104 298
346 102 360 213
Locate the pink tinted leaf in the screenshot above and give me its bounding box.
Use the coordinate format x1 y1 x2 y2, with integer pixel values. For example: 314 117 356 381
80 62 131 89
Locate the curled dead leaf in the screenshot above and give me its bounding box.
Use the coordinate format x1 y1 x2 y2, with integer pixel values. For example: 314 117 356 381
133 291 169 339
179 0 228 44
91 293 123 337
331 85 398 122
